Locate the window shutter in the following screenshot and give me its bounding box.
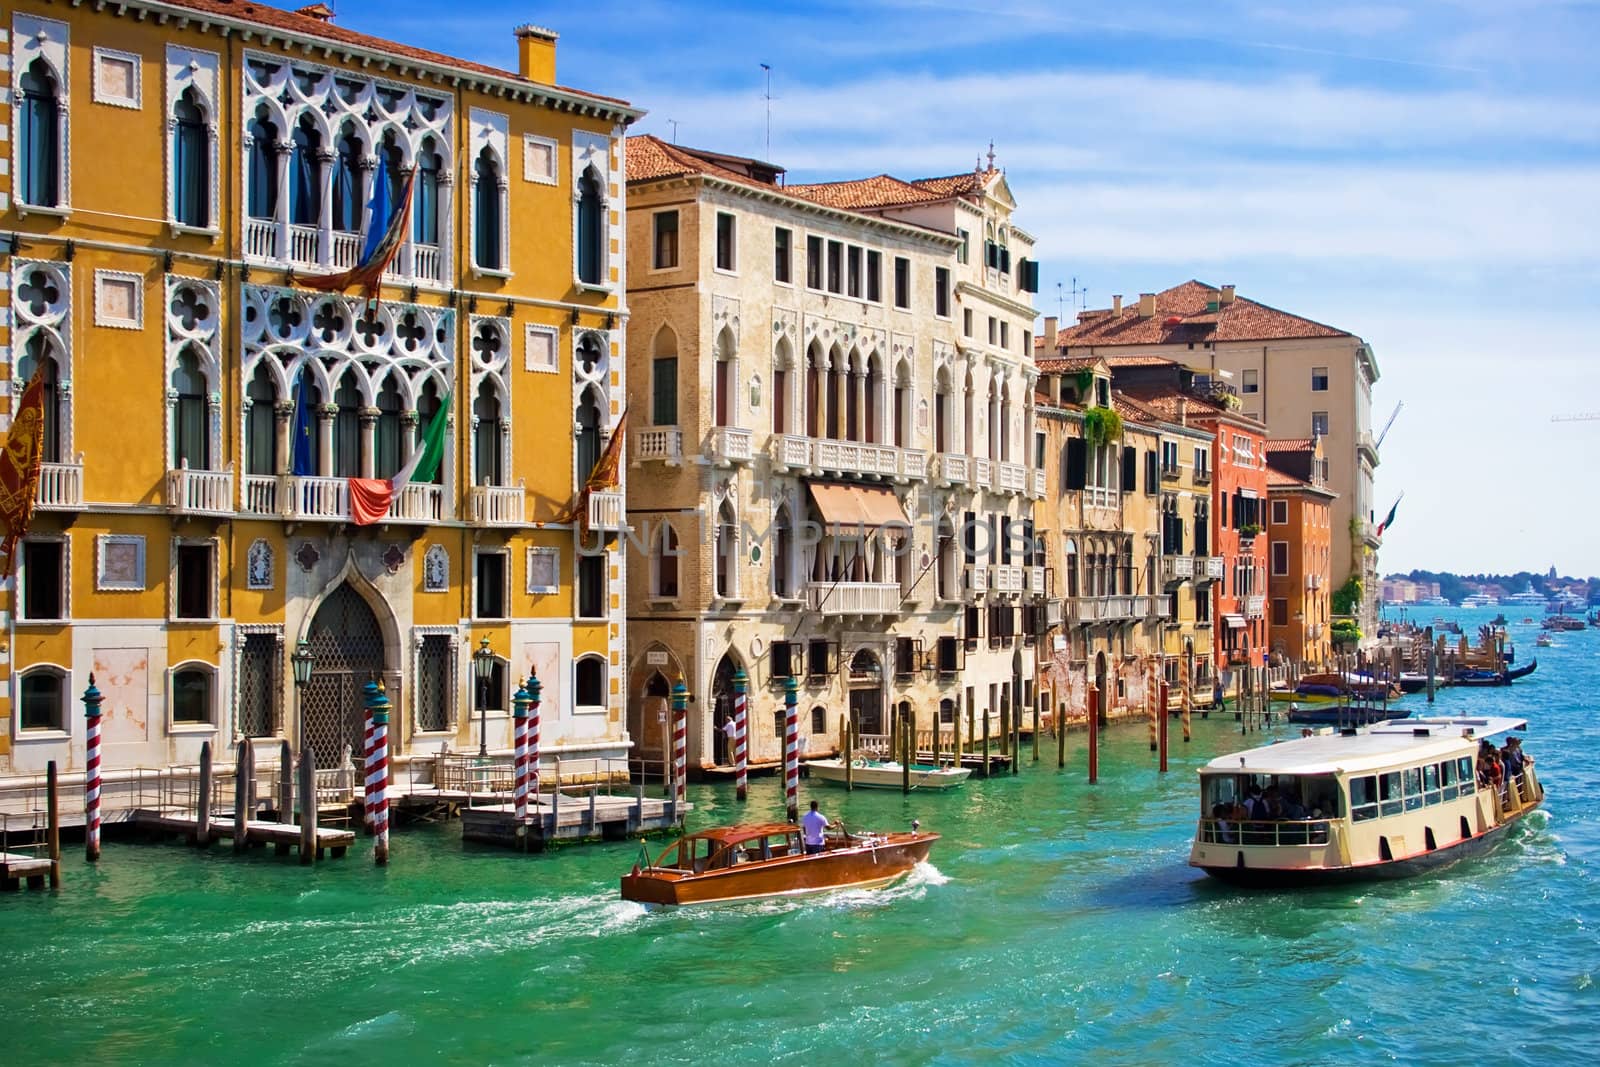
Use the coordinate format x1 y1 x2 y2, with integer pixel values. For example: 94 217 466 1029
1000 247 1012 273
1121 446 1137 492
1066 438 1086 490
1145 450 1157 493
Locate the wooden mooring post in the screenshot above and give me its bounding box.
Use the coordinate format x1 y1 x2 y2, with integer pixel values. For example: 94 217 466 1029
46 760 61 889
277 740 292 824
1087 685 1099 785
1158 681 1169 774
901 708 911 796
196 741 213 846
233 739 251 854
298 749 316 866
841 714 853 792
981 708 991 779
1056 698 1066 769
1032 698 1040 763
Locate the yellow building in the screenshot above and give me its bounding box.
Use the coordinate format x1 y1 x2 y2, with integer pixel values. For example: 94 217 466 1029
0 1 639 783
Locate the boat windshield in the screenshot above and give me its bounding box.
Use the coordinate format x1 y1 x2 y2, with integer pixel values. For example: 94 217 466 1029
1201 773 1344 820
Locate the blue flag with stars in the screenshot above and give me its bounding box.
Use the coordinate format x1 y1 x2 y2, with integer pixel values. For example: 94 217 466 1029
290 368 315 476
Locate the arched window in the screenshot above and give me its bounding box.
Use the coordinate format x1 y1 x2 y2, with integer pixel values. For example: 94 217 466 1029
19 59 60 208
893 359 911 449
575 389 602 483
1064 537 1079 598
17 334 62 463
999 381 1012 462
845 349 862 442
289 115 322 226
473 147 503 270
575 656 605 709
172 665 214 725
806 341 824 437
714 500 738 599
987 377 1000 459
652 522 679 599
375 377 404 479
773 504 797 599
171 348 210 471
381 133 406 210
18 667 66 731
473 378 504 486
935 368 953 454
414 137 441 246
713 328 735 429
247 106 279 220
417 380 443 484
173 89 210 228
811 706 827 735
651 326 678 426
332 123 363 233
936 516 957 600
825 344 844 439
576 164 604 285
772 337 792 436
246 364 279 476
332 370 361 478
963 370 976 458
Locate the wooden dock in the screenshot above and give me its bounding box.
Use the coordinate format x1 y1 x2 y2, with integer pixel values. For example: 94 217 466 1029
0 850 55 890
459 789 687 852
132 809 356 859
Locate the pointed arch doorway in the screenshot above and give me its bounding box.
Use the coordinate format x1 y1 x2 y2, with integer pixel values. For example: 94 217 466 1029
302 583 393 767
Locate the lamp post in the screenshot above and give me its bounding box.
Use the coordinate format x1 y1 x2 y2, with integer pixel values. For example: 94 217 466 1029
474 635 494 758
291 639 315 755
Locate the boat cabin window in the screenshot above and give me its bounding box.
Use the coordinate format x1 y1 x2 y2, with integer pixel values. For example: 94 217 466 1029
1379 771 1404 817
1403 768 1424 811
1422 763 1442 806
1201 774 1240 814
1440 759 1459 800
1456 757 1476 795
1350 776 1379 822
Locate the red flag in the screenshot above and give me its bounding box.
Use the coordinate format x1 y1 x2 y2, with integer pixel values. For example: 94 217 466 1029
0 369 48 574
556 409 627 537
301 169 416 306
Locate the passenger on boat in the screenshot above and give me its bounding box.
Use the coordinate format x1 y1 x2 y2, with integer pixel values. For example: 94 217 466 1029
1211 803 1237 843
1477 741 1503 788
801 800 831 855
1502 736 1530 777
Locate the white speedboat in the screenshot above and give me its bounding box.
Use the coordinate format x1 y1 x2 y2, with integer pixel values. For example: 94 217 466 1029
807 758 971 790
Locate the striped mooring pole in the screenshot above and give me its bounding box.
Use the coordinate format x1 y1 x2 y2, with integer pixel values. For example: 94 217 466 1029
670 680 688 815
733 667 749 802
83 674 104 863
528 671 543 804
363 680 391 866
512 680 531 826
362 697 376 832
783 675 799 822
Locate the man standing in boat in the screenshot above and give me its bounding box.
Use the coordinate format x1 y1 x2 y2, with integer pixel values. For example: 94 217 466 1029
802 801 832 854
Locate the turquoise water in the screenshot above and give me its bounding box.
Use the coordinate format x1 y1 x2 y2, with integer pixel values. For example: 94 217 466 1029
5 610 1598 1065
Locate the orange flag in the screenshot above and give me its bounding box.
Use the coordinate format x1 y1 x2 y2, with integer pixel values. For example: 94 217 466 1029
0 370 47 574
557 409 627 536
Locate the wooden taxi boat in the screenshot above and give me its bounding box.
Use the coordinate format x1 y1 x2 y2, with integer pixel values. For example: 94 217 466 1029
620 822 938 907
1190 715 1543 887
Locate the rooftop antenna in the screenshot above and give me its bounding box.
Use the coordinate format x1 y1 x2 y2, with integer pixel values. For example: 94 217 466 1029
1056 281 1065 323
760 63 772 161
1070 276 1090 311
1375 400 1404 447
667 119 680 144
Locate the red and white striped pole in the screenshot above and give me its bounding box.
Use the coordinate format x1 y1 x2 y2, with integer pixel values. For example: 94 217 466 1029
783 675 799 822
527 671 543 805
733 667 749 802
83 674 104 862
363 681 390 866
361 700 376 833
670 680 688 818
512 680 531 825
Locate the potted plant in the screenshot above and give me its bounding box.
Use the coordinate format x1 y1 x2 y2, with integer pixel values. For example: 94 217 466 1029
1239 522 1262 539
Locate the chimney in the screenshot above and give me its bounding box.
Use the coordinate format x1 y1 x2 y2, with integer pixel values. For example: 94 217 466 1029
1178 397 1187 427
514 24 559 84
1043 316 1058 349
1220 284 1236 305
1112 294 1123 316
1138 293 1155 318
295 2 335 20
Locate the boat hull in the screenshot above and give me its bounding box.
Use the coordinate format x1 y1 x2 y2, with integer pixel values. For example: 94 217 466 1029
620 833 937 906
1286 705 1409 726
1194 804 1538 888
807 759 971 790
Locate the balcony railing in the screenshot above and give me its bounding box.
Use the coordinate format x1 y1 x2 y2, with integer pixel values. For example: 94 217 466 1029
242 474 278 516
390 482 445 523
708 426 753 465
935 453 969 486
972 457 994 489
1086 486 1118 510
287 223 320 267
35 458 84 510
1162 554 1195 584
1161 462 1182 482
414 243 442 283
1030 468 1046 499
637 427 683 465
814 439 897 479
991 564 1023 594
1200 556 1225 580
244 218 277 259
1306 573 1324 590
331 230 361 269
1246 595 1266 619
287 475 350 520
587 489 625 532
1193 467 1212 485
899 448 927 481
165 465 234 517
806 581 901 616
964 564 987 601
1072 595 1138 624
1027 565 1046 596
238 474 444 523
997 462 1026 494
1150 594 1174 620
469 484 525 526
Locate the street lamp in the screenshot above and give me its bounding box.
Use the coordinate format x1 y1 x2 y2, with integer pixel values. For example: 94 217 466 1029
291 638 315 755
474 635 495 758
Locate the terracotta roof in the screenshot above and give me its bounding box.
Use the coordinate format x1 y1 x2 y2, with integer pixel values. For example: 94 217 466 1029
786 167 998 212
1104 354 1180 368
1036 356 1103 374
1053 280 1352 349
1267 471 1310 490
1266 438 1316 453
1117 386 1228 423
626 135 780 191
158 0 634 110
1112 393 1164 425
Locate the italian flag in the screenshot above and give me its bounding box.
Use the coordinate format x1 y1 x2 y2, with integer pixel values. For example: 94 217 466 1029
1376 493 1401 537
349 397 451 525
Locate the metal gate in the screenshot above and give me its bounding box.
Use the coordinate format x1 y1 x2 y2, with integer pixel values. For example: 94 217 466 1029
303 583 393 768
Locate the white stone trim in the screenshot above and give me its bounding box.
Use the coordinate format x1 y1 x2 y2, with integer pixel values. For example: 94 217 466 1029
570 129 615 291
522 132 558 185
524 322 559 374
93 269 143 330
468 107 511 276
526 545 559 595
166 658 221 732
12 259 73 459
95 533 146 592
166 275 224 473
91 46 140 109
12 13 70 214
422 543 449 592
245 538 274 590
467 315 512 488
165 45 221 234
169 535 220 623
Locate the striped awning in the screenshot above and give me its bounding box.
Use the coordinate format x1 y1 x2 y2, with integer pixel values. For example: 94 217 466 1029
807 483 906 530
1223 614 1247 629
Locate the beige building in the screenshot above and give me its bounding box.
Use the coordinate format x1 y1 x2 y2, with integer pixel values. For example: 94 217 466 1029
624 138 1044 773
1047 282 1380 638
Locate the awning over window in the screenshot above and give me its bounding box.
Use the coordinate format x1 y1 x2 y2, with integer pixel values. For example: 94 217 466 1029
1239 488 1259 499
807 482 907 530
1223 614 1247 629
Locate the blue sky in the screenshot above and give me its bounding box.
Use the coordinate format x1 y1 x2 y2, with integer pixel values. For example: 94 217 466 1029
335 0 1600 576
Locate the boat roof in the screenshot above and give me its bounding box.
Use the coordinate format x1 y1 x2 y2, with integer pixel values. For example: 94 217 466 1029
680 823 799 844
1200 716 1530 777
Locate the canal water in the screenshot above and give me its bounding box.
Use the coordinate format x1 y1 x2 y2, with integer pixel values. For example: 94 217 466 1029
5 610 1598 1065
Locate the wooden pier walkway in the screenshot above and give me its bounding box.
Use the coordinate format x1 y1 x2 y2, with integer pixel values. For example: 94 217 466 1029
133 809 356 859
0 850 55 890
458 790 687 852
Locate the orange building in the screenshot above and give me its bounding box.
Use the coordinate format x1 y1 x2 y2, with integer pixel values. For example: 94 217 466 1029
1266 439 1336 665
